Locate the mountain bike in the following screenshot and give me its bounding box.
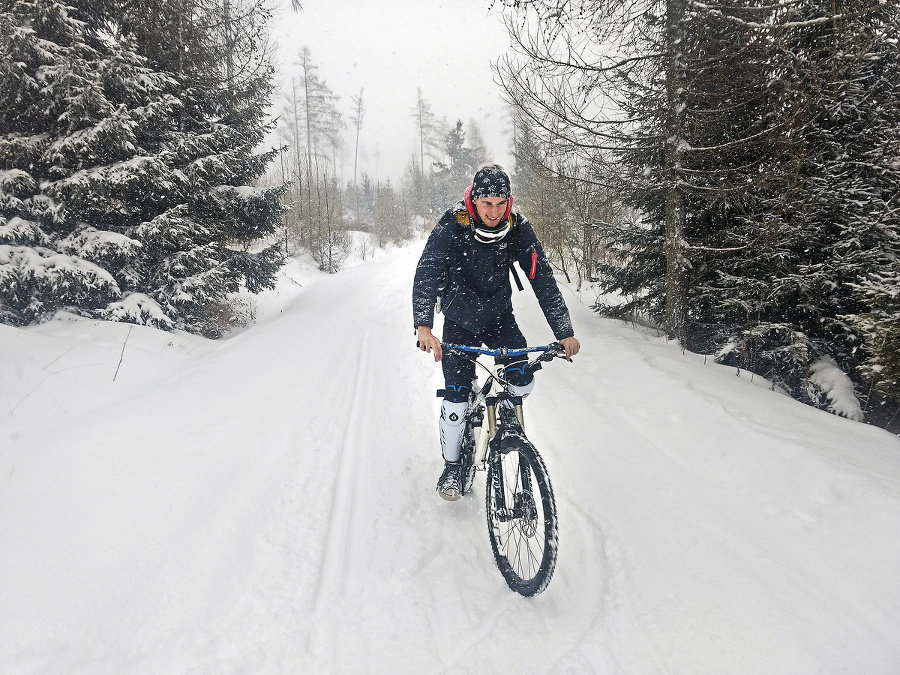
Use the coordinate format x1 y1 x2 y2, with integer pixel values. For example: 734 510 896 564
441 342 566 597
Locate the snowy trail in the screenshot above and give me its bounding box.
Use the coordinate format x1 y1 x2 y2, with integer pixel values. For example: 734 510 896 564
2 242 900 673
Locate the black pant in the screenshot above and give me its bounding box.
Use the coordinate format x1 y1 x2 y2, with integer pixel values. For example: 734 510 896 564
441 314 534 402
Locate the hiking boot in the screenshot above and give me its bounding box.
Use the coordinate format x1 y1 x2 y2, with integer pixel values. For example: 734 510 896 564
436 460 463 501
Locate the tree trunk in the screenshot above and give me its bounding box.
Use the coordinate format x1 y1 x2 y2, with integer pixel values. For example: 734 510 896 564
223 0 233 89
664 0 688 344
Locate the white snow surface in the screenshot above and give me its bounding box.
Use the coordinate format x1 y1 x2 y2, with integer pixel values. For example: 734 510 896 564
2 238 900 674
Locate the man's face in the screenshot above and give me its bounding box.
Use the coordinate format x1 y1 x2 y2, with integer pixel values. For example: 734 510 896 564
474 197 509 227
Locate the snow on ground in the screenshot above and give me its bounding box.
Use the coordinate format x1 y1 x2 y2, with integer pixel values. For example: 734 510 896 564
2 238 900 674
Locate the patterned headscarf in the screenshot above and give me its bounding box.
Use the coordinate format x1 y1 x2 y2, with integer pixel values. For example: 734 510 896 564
467 165 513 243
471 165 511 201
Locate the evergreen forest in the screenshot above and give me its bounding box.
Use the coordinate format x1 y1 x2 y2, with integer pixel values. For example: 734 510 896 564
1 0 285 337
500 0 900 432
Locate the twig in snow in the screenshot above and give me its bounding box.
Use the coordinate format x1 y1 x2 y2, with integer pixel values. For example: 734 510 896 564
113 326 133 382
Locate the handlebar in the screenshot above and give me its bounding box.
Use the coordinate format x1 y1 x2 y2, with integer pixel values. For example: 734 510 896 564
442 342 566 361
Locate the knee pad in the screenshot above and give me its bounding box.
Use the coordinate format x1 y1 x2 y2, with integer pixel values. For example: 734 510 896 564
441 383 471 403
502 362 534 388
439 400 468 462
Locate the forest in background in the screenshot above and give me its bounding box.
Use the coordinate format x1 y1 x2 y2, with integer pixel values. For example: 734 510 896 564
497 0 900 432
1 0 899 432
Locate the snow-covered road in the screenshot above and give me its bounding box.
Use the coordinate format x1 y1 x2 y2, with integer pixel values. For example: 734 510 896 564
2 242 899 673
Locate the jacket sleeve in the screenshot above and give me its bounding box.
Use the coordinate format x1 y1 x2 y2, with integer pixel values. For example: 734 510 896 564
515 215 575 340
412 215 454 329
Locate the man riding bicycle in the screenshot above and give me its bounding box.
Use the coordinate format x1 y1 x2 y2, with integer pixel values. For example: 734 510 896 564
413 164 580 500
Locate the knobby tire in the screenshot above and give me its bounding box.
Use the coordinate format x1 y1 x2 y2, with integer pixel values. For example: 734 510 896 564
485 429 559 597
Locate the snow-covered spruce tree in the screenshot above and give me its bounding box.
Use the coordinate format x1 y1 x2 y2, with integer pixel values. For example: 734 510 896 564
635 0 810 379
0 0 160 326
845 269 900 430
706 1 900 409
816 16 900 422
116 0 286 335
0 0 285 336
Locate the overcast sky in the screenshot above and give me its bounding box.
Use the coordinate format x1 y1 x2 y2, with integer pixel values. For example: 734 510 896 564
268 0 514 185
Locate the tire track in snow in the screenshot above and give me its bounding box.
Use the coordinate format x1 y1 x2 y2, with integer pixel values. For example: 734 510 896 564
311 328 372 613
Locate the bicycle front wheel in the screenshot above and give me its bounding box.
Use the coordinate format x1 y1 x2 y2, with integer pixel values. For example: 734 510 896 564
485 432 559 596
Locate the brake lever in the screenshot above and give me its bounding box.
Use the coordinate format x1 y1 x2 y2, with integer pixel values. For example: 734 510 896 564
550 342 574 362
537 344 561 362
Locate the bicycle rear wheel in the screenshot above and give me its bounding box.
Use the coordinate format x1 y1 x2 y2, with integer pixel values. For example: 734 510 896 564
486 431 558 596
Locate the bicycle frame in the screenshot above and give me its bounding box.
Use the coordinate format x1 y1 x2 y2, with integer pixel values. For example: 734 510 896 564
442 343 561 471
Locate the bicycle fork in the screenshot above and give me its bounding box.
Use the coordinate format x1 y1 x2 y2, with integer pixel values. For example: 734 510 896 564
489 441 534 524
472 400 495 470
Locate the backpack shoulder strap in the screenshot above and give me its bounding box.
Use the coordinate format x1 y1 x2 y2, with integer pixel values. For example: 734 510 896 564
510 258 524 291
508 216 524 291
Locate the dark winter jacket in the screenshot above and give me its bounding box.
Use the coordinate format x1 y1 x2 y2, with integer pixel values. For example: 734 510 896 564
413 201 574 340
